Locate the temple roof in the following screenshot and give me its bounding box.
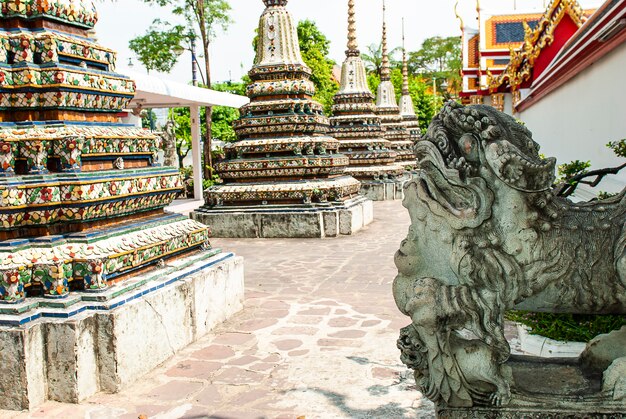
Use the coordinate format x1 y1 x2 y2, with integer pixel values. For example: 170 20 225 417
488 0 589 92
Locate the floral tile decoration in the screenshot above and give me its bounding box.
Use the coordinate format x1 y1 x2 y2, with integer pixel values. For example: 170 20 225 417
0 0 211 307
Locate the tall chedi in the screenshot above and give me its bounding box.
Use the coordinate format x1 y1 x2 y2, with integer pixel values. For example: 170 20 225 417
375 1 415 170
0 1 245 410
193 0 372 238
399 19 421 142
0 0 220 304
329 0 405 201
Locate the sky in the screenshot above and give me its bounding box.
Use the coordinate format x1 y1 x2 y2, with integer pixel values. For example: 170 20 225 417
94 0 604 85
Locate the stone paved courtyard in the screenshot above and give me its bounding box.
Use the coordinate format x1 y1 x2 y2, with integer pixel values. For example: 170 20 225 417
3 200 436 418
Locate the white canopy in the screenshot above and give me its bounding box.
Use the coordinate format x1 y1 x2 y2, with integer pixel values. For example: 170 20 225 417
121 70 249 201
123 70 249 109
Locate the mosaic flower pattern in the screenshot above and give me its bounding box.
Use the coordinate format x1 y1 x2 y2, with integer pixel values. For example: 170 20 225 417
0 1 210 308
0 0 98 29
0 141 16 175
0 218 209 303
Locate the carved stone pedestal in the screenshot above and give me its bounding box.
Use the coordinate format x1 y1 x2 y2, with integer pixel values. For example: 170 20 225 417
360 179 406 201
436 355 625 418
193 196 373 238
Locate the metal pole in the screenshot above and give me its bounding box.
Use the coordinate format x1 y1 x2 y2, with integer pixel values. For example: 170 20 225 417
190 104 203 200
191 35 198 87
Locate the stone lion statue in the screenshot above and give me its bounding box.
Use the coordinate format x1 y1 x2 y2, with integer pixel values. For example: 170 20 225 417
393 101 626 409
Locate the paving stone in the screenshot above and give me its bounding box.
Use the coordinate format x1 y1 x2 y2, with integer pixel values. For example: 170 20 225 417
228 355 259 366
296 307 332 315
361 320 382 327
194 385 224 407
213 333 256 345
165 360 223 378
237 318 279 332
328 329 367 339
145 380 204 401
230 389 272 405
270 326 319 336
272 339 303 351
192 345 236 361
372 367 401 380
263 354 282 363
260 301 291 310
213 367 267 385
247 362 278 372
253 309 290 319
327 317 360 327
287 349 310 357
288 315 325 325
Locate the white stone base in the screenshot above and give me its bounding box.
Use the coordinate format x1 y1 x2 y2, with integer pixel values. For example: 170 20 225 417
360 179 406 201
192 197 373 238
0 252 244 411
517 324 587 358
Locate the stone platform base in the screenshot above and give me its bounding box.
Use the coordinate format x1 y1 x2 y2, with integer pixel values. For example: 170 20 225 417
360 179 406 201
192 196 373 238
436 355 626 418
0 251 244 411
437 406 626 418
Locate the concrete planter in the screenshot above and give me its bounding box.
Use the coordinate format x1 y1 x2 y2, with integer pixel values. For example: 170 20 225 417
517 324 586 358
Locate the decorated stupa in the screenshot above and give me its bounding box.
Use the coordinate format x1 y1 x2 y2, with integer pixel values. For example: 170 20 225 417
399 22 421 142
193 0 372 238
375 2 415 169
329 0 405 201
0 0 212 303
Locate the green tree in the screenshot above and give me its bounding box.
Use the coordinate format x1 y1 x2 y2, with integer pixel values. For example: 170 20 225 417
368 68 435 134
167 80 244 169
130 0 233 178
361 43 401 78
296 20 338 115
129 20 186 73
408 36 462 97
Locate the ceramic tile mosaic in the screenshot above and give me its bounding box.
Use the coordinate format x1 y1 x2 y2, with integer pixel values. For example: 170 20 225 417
0 0 212 306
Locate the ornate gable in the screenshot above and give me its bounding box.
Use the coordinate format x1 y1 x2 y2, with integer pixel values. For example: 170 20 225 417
489 0 589 93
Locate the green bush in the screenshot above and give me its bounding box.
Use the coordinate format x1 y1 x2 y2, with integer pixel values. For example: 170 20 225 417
506 311 626 342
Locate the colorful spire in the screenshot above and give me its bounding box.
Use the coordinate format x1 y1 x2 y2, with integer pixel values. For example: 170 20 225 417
346 0 359 56
255 0 306 67
399 18 419 140
380 0 391 81
401 18 410 96
263 0 288 6
337 0 370 95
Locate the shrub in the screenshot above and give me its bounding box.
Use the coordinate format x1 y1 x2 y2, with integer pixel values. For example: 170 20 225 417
506 311 626 342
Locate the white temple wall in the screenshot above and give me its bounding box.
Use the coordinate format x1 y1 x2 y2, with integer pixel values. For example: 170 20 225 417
518 42 626 196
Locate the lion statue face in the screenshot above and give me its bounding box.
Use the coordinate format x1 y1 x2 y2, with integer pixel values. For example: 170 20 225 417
394 102 558 314
416 101 556 229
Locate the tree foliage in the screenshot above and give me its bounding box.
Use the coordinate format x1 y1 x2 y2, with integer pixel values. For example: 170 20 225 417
367 68 435 134
361 43 401 78
167 80 244 168
408 36 462 96
129 20 185 73
131 0 233 178
296 20 338 115
130 1 232 77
